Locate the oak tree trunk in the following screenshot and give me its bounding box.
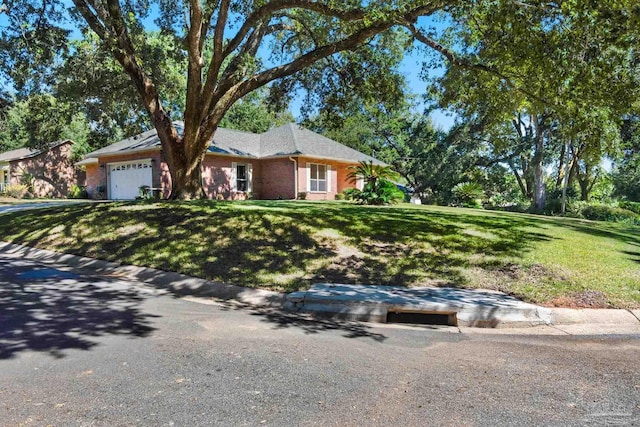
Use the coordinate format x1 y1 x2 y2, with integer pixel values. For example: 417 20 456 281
168 159 205 199
160 129 209 200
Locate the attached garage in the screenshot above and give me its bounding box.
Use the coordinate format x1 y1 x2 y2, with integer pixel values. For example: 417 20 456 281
108 159 153 200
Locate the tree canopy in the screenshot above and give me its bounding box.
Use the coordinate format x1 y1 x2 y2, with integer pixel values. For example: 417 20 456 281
0 0 462 198
1 0 638 201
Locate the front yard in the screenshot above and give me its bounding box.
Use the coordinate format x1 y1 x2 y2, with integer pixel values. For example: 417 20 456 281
1 200 638 308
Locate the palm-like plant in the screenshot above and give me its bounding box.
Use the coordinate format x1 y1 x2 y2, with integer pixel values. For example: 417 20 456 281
347 161 400 190
347 161 403 205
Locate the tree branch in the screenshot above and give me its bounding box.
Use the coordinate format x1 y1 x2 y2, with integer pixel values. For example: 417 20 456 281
407 24 552 107
73 0 177 167
222 0 366 60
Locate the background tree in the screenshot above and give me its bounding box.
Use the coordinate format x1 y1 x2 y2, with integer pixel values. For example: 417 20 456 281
219 89 294 133
613 114 640 202
419 0 639 210
54 31 187 148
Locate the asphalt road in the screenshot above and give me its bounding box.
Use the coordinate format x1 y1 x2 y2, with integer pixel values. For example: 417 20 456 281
1 255 639 426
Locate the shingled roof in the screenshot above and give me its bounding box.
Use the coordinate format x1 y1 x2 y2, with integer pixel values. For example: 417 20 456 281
81 122 383 164
0 140 72 163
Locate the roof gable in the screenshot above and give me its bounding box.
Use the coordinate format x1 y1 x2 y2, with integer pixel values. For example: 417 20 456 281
0 140 73 163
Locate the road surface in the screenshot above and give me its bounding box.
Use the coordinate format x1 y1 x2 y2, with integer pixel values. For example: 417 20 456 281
1 254 639 426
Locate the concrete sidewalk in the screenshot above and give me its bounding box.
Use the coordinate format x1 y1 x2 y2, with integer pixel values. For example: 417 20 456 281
2 241 639 335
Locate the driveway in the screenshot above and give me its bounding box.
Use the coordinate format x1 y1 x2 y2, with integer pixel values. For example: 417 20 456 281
0 200 95 214
1 254 639 426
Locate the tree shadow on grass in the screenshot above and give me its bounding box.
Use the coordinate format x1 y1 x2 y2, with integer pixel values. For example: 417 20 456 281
15 201 639 295
0 260 158 360
552 220 640 249
622 250 640 264
0 201 562 292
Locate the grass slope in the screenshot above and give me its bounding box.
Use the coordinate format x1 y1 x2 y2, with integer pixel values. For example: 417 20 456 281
1 201 638 308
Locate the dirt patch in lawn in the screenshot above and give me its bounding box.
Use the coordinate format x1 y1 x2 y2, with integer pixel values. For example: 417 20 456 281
548 290 612 308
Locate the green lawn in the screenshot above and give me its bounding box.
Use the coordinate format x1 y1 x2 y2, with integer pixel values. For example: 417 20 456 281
1 200 638 308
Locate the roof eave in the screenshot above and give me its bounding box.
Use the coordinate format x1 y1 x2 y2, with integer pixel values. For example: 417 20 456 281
75 157 99 167
204 151 259 159
85 146 162 159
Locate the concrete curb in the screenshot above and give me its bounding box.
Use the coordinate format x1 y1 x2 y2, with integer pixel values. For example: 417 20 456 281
2 241 639 334
0 241 284 307
285 283 553 328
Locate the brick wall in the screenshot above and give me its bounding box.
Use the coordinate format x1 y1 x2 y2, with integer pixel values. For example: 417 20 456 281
260 158 295 200
9 141 82 198
202 155 260 200
85 163 100 197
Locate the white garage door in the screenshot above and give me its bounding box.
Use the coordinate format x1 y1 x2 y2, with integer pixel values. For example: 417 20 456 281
108 160 153 200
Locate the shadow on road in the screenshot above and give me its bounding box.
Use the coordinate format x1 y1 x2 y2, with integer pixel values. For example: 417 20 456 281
0 261 158 360
215 301 388 342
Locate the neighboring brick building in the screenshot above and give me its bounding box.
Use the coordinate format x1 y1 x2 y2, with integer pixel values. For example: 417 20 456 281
78 123 378 200
0 140 85 198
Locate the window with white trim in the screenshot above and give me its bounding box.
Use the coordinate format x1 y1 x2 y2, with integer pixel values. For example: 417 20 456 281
231 162 253 192
309 163 327 192
236 164 247 191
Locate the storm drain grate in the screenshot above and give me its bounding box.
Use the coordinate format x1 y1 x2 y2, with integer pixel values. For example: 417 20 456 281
387 309 457 326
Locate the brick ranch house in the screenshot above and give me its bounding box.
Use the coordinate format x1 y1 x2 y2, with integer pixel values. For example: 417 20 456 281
0 140 84 197
78 122 380 200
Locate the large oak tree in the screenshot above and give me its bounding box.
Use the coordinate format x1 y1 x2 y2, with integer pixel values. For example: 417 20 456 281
4 0 440 199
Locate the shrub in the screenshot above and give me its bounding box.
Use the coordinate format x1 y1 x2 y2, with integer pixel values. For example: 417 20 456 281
544 187 579 215
297 191 307 200
20 172 35 192
5 184 29 199
452 182 484 208
355 179 404 205
581 204 640 225
334 193 345 200
138 185 152 199
68 184 88 199
566 200 588 218
342 188 360 201
619 200 640 215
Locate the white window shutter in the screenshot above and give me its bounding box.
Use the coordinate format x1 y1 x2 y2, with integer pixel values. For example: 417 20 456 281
306 163 311 192
231 162 237 191
326 164 331 193
247 163 253 192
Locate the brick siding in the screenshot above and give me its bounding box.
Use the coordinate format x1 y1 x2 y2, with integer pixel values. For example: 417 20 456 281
9 141 82 198
86 151 359 201
260 158 295 200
